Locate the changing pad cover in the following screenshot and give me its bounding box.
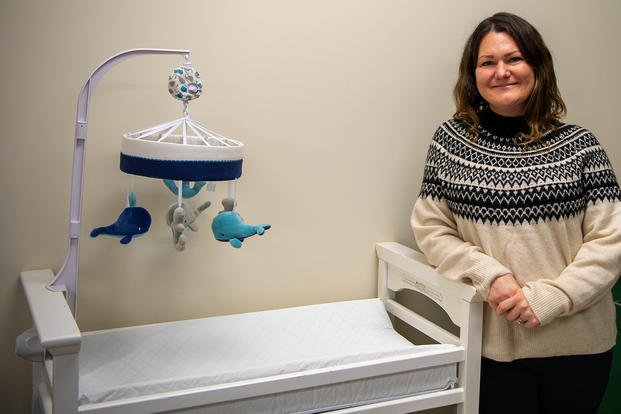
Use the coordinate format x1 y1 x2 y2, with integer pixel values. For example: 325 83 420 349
79 298 456 406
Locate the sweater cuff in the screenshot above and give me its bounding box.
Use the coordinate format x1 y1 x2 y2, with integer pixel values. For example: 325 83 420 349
522 283 570 326
466 261 512 300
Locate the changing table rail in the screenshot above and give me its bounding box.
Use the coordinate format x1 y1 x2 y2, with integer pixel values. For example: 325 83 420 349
79 347 464 413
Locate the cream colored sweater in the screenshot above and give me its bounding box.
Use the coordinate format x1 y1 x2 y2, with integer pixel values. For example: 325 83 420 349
411 117 621 362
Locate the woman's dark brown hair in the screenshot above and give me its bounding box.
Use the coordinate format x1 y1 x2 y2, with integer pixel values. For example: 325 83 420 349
453 12 566 143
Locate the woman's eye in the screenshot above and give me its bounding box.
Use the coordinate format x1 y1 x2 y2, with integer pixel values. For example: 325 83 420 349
480 60 494 67
508 56 524 63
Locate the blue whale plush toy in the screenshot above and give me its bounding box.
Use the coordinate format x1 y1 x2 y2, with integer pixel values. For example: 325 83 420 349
211 198 270 248
90 193 151 244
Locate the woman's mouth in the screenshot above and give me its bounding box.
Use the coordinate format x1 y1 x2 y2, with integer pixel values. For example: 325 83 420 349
493 83 517 88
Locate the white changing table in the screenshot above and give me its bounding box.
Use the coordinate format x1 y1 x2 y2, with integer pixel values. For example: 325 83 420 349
19 242 483 414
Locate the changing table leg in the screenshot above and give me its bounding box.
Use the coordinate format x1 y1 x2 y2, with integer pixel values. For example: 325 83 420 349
50 353 79 413
456 300 483 414
32 362 44 414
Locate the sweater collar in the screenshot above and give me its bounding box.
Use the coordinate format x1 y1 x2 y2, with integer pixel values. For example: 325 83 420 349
479 108 529 139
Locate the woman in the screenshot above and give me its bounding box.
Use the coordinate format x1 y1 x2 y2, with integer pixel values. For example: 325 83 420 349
411 12 621 414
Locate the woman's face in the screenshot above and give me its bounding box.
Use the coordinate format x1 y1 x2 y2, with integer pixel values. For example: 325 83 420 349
475 31 535 117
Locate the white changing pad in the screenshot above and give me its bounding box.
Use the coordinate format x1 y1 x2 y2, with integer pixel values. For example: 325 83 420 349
79 299 457 412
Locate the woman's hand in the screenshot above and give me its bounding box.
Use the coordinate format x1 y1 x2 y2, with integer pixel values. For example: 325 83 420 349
487 274 541 328
496 289 541 328
487 273 521 310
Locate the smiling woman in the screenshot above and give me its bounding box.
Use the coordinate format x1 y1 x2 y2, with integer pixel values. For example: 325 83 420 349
474 31 534 117
411 11 621 414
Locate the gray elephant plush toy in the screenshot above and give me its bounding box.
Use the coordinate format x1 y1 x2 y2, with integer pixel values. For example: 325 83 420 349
166 200 211 251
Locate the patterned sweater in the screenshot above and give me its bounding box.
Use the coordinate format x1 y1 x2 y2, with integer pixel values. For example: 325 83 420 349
411 112 621 361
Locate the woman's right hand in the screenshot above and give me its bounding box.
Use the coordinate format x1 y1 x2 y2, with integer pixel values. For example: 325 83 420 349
488 274 541 328
487 273 521 311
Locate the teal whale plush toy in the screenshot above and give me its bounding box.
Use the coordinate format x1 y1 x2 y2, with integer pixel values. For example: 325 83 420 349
90 192 151 244
163 180 208 199
211 198 270 248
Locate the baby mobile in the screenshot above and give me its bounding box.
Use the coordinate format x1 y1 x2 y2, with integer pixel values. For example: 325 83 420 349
90 57 270 250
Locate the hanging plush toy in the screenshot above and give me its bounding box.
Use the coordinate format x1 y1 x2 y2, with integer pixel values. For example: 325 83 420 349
90 192 151 244
211 198 270 248
166 201 211 251
163 177 213 250
163 180 215 198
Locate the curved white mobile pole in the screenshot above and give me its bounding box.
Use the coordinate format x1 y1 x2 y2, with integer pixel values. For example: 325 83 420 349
48 48 191 316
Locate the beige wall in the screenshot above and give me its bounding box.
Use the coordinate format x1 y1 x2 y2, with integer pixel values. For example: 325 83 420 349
2 0 620 412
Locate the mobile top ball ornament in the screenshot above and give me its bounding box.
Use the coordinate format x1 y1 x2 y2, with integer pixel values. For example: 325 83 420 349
168 61 202 101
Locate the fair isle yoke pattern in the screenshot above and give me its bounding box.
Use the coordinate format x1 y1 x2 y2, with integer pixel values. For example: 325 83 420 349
420 119 621 225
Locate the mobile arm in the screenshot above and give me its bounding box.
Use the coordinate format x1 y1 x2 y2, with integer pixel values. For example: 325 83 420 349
48 48 191 316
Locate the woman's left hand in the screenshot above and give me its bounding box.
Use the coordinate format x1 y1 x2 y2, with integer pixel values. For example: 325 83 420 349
496 289 541 328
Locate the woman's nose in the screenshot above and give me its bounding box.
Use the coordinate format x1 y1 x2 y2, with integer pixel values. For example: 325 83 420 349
494 62 510 78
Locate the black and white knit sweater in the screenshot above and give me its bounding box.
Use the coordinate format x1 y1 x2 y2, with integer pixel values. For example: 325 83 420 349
411 111 621 361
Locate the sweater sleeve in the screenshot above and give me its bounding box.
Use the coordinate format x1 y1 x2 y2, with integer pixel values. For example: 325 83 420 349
411 198 512 299
411 133 511 299
522 138 621 325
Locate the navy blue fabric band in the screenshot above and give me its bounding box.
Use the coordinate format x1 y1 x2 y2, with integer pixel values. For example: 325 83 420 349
120 153 243 181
